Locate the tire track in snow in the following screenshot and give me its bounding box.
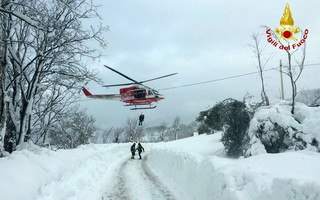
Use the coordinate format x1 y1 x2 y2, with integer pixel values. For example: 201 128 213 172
105 159 131 200
105 154 175 200
141 155 176 200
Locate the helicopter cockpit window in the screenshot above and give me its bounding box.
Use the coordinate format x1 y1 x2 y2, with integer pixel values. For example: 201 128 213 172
152 90 159 95
148 90 153 95
134 89 146 99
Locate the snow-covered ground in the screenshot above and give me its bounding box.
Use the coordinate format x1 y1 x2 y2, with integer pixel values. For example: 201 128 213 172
149 134 320 200
1 132 320 200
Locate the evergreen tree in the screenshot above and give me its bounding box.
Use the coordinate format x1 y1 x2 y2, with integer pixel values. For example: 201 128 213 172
220 99 251 157
196 98 251 157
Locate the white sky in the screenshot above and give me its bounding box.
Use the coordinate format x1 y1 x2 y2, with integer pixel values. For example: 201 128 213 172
80 0 320 129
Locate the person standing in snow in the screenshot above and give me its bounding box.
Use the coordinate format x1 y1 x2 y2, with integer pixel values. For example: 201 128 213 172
136 142 145 159
139 114 145 126
131 143 136 159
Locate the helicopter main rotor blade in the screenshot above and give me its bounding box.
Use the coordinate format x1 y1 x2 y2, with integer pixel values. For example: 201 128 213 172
102 83 133 87
104 65 140 84
140 73 178 84
103 65 177 89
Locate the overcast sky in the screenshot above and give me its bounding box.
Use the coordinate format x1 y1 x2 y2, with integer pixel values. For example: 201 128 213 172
80 0 320 129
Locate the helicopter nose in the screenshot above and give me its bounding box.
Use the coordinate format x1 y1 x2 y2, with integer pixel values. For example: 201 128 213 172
155 94 164 100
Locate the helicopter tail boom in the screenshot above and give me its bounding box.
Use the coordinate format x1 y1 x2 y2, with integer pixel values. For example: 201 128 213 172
82 87 121 101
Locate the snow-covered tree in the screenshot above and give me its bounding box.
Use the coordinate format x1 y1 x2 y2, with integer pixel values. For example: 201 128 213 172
101 127 114 144
170 117 181 140
31 85 79 146
158 122 167 142
0 0 106 154
112 128 125 143
49 106 98 149
179 122 197 139
196 98 251 157
296 88 320 107
124 117 144 142
196 102 226 134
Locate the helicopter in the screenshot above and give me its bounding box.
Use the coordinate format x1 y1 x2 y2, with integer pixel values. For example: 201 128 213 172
82 65 177 110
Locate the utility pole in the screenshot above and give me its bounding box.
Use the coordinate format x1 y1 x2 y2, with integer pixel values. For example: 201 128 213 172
280 60 284 100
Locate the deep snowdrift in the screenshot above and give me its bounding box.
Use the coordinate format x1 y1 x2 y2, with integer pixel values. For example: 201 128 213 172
148 133 320 200
0 143 130 200
1 120 320 199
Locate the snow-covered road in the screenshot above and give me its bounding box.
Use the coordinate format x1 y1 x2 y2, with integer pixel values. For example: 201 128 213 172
1 133 320 200
104 157 130 200
105 154 175 200
0 143 181 200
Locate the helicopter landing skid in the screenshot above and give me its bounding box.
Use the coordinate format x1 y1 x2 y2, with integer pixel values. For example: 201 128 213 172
130 105 156 110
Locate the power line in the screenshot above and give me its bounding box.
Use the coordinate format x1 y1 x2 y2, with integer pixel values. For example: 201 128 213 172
158 62 320 91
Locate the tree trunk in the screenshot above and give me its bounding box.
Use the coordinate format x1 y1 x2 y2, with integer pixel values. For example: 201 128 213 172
287 52 296 114
250 33 270 106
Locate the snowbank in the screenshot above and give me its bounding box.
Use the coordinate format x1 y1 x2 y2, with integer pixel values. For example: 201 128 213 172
148 133 320 200
1 111 320 200
0 142 129 200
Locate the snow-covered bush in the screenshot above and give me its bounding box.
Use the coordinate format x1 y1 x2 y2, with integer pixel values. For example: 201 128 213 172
244 101 320 157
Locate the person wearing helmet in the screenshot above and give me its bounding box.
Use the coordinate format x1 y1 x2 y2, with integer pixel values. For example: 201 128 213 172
136 142 145 159
131 143 136 159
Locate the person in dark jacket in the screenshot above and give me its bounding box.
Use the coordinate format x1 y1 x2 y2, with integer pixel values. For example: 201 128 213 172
139 114 145 126
136 142 145 159
131 143 136 159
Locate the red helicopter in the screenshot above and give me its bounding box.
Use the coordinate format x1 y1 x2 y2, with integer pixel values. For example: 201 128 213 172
82 65 177 110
